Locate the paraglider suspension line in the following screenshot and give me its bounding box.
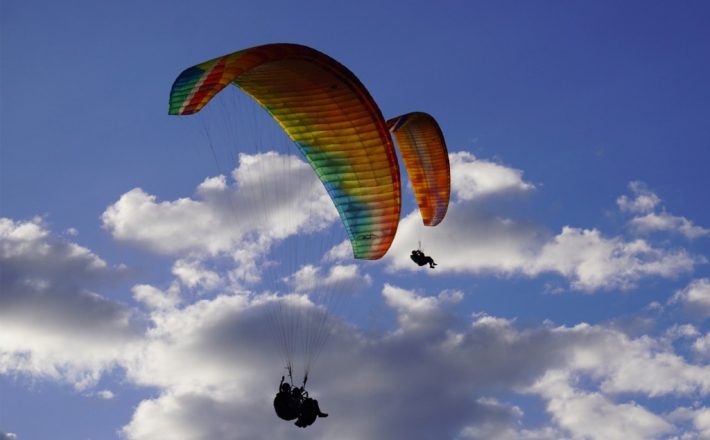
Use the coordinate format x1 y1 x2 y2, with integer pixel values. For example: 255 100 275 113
286 362 294 385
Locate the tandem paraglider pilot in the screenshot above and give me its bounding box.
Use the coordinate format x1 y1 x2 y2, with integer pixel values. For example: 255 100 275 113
411 249 437 268
274 376 328 428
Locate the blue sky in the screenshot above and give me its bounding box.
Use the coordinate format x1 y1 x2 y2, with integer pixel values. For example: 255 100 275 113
2 1 710 439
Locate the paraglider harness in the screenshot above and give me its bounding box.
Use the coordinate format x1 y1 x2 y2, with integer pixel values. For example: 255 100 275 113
274 365 328 428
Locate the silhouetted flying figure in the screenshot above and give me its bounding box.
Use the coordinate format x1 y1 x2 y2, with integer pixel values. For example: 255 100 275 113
273 376 301 421
295 392 328 428
274 375 328 428
411 249 437 268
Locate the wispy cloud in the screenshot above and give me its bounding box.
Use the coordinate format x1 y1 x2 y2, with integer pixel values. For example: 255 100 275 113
630 212 710 239
618 181 709 239
616 181 661 214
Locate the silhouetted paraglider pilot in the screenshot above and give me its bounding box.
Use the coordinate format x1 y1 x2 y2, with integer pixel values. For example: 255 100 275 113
295 393 328 428
274 375 328 428
411 249 437 268
273 377 300 421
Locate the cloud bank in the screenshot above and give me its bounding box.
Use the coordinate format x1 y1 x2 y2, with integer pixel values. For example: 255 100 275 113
4 151 709 439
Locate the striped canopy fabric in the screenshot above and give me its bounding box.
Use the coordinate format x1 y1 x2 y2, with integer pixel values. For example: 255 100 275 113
169 43 401 260
387 112 450 226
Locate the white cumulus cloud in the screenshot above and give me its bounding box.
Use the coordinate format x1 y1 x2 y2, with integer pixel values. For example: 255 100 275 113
617 181 709 239
101 152 340 286
286 264 371 294
0 217 140 389
670 278 710 318
616 181 661 214
103 151 541 290
692 332 710 358
449 152 535 201
528 227 698 291
629 212 710 239
530 370 673 440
